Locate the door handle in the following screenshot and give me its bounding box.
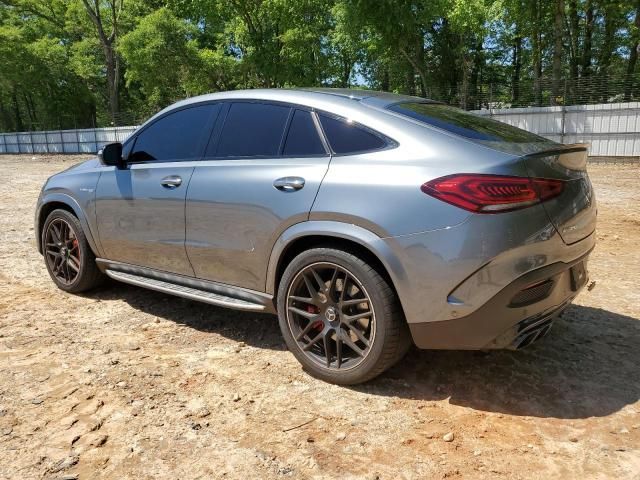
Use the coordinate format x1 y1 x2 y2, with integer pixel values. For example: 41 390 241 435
273 176 305 192
161 175 182 189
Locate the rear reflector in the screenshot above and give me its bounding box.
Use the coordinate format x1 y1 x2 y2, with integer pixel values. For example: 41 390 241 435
421 174 565 213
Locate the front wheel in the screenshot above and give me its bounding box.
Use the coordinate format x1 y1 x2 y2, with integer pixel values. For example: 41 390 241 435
42 209 104 293
277 247 411 385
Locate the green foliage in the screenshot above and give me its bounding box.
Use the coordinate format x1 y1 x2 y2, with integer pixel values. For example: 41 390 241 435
1 0 640 131
119 7 200 113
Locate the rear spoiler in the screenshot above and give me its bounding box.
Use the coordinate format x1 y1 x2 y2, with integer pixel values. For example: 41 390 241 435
523 143 589 171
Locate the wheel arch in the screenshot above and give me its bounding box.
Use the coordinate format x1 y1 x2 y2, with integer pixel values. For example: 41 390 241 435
266 221 408 313
36 194 100 256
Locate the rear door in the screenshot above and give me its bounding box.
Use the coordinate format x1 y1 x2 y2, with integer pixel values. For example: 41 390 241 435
95 104 218 276
185 102 331 291
186 101 330 291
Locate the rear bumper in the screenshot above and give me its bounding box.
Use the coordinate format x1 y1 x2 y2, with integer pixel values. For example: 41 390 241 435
408 249 591 350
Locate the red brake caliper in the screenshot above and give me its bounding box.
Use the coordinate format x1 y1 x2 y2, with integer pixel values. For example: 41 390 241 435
307 305 323 332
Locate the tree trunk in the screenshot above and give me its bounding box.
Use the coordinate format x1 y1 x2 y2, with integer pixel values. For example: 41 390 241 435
582 1 593 78
551 0 564 105
512 35 522 105
460 56 469 110
406 64 416 96
399 47 427 97
102 44 120 126
415 31 427 97
22 92 36 129
81 0 120 125
598 6 618 101
624 1 640 101
0 98 11 132
470 40 483 110
567 0 579 103
532 0 543 106
381 68 390 92
340 54 352 88
11 88 24 132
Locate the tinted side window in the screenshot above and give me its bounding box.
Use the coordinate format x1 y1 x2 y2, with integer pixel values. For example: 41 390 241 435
282 110 326 156
318 114 386 154
215 102 291 157
130 104 216 162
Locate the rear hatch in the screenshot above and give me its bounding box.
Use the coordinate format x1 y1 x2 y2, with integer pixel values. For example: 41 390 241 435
521 144 596 244
385 102 596 245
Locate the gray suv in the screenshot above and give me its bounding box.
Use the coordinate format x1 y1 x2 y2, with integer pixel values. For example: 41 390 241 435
36 88 596 384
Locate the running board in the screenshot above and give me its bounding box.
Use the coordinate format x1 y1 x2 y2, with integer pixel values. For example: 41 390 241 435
105 269 266 311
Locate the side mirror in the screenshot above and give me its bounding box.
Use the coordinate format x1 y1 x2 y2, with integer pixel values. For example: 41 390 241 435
98 142 124 168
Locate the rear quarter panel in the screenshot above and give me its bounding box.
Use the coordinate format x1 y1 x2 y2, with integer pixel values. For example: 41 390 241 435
310 121 525 237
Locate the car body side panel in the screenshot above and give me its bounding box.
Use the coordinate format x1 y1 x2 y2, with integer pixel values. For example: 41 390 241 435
309 133 528 238
36 191 101 256
381 207 595 325
95 163 196 276
265 220 408 295
35 159 103 256
185 157 330 291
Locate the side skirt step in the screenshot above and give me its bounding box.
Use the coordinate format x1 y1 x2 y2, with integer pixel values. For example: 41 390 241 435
105 269 266 312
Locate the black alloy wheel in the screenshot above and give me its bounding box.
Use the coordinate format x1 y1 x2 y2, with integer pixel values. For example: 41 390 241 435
44 217 81 285
286 261 376 370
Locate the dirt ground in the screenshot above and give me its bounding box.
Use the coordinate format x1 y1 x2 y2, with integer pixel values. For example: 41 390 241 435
0 154 639 480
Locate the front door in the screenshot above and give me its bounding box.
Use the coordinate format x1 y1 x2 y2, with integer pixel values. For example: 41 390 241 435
185 103 331 291
95 103 218 276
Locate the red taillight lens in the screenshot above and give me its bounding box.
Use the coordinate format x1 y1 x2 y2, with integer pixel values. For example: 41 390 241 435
421 174 564 213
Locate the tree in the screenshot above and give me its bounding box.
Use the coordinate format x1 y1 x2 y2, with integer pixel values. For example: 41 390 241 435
551 0 565 104
625 0 640 100
119 8 200 113
80 0 123 124
4 0 640 132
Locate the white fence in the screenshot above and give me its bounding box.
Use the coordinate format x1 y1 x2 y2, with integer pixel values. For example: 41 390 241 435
473 102 640 157
1 102 639 157
0 126 136 154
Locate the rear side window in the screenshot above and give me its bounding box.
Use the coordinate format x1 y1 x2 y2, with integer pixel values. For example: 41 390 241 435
130 104 216 162
388 102 550 144
283 110 326 156
318 114 387 154
215 102 291 157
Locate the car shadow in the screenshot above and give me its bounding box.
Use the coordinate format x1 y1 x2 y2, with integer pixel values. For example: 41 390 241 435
360 304 640 420
87 280 286 351
88 283 639 419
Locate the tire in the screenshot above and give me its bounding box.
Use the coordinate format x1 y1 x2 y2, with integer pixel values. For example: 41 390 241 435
277 247 411 385
41 209 104 293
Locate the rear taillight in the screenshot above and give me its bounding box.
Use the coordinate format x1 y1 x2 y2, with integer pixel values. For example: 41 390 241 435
421 174 564 213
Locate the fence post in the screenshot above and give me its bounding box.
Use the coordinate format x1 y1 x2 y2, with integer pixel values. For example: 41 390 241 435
489 84 493 117
560 79 568 144
560 105 566 144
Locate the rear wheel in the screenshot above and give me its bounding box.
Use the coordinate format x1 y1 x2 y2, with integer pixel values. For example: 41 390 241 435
277 247 411 385
42 209 104 293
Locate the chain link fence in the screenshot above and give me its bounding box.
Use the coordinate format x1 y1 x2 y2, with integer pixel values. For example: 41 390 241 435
444 74 640 111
